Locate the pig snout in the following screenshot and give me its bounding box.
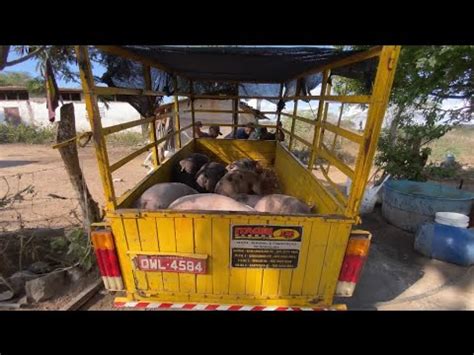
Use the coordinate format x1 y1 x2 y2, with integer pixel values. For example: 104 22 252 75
215 170 261 198
226 158 261 173
195 162 227 193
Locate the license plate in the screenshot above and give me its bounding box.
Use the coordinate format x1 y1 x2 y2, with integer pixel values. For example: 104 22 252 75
134 255 207 274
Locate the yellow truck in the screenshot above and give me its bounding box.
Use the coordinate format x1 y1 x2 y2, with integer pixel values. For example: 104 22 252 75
74 45 400 310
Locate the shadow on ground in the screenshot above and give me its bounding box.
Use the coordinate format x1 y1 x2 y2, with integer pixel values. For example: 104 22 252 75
0 160 38 169
335 206 474 310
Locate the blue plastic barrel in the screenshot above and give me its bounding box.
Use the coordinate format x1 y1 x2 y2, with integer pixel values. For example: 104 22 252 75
382 179 474 232
414 223 474 266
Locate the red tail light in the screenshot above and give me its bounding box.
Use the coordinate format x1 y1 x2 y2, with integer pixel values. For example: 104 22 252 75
336 230 371 297
90 228 124 291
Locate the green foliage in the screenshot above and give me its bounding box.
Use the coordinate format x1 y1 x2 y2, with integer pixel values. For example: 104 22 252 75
0 123 56 144
0 71 33 86
424 162 461 180
10 46 104 84
335 45 473 181
50 228 95 271
0 71 46 94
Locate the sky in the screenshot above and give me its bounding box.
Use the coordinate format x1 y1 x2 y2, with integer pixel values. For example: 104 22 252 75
3 51 104 88
3 47 466 122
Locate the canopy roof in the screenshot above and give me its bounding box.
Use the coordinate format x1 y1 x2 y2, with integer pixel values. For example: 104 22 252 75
112 46 372 83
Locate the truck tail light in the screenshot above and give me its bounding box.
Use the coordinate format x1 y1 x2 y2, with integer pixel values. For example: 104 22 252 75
336 230 371 297
90 229 124 291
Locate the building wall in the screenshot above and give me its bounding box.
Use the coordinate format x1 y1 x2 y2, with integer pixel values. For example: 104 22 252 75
0 97 263 134
0 98 143 132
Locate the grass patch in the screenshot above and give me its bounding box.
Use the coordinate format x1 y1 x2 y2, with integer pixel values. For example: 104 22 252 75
105 131 144 146
428 126 474 164
0 123 56 144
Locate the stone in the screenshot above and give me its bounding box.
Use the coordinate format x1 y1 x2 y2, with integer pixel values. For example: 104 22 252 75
7 270 40 295
66 267 84 283
0 278 14 301
25 270 66 303
28 261 52 274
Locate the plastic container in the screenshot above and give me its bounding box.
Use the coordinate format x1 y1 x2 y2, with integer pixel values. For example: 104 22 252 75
346 175 390 215
382 179 474 232
435 212 469 228
414 222 474 266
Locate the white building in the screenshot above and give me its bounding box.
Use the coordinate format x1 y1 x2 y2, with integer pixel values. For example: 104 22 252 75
0 86 272 134
0 86 143 132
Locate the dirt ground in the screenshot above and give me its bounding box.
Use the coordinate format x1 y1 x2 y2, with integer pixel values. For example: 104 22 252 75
1 143 473 310
0 143 149 231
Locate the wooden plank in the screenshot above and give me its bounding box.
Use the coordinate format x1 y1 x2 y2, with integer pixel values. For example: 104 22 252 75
155 217 180 292
109 124 193 172
289 220 314 295
194 218 213 294
278 220 296 297
61 279 103 310
102 115 158 136
322 121 364 145
121 217 148 291
274 143 343 215
137 216 164 293
245 218 265 296
302 221 332 296
318 143 355 180
175 217 196 293
261 219 280 297
228 217 248 295
291 46 383 81
280 112 316 125
95 86 167 97
109 217 134 293
212 217 230 295
318 223 352 304
285 95 372 104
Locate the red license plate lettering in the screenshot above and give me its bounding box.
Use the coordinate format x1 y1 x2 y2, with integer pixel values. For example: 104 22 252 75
135 255 207 274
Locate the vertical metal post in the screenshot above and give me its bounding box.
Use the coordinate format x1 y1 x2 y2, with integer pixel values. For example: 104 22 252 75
308 70 330 171
144 65 159 168
288 79 301 150
190 79 196 139
75 46 116 210
345 46 401 217
173 77 182 149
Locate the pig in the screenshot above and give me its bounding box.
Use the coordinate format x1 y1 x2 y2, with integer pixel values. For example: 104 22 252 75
132 182 199 210
234 194 264 208
168 193 255 212
195 162 227 193
214 170 262 198
254 194 313 215
172 153 210 189
226 158 262 173
179 153 210 175
259 168 281 195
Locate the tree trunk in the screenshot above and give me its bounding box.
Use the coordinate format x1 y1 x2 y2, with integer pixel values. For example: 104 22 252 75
56 103 102 233
388 105 404 143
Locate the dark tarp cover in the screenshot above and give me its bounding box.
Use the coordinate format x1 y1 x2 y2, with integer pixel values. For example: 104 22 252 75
99 46 378 117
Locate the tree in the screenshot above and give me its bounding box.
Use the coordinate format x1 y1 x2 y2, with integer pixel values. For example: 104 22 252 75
0 71 46 95
334 45 474 181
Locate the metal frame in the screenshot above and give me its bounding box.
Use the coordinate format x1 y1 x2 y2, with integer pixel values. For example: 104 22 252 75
74 45 400 218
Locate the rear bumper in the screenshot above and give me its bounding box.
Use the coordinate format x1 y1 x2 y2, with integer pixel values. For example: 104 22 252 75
114 297 347 311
